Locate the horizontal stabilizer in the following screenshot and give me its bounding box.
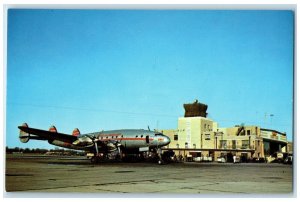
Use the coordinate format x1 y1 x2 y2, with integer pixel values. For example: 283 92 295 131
18 124 78 144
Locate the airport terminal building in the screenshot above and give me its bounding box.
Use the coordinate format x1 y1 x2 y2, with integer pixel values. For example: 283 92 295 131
161 101 290 162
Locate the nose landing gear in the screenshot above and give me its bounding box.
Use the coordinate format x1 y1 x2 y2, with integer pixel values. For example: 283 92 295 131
157 148 164 165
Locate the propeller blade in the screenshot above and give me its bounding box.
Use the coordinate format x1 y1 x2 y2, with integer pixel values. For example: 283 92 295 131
94 141 99 156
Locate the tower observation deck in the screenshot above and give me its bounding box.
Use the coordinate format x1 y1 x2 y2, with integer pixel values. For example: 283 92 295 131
183 99 208 118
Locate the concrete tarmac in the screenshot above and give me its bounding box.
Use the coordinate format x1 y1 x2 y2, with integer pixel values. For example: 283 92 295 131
5 154 293 196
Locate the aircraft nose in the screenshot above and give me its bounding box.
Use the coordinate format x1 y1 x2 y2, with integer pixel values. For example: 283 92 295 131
164 136 171 145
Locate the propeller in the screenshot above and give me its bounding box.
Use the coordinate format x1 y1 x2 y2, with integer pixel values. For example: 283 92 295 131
87 135 104 157
94 141 99 156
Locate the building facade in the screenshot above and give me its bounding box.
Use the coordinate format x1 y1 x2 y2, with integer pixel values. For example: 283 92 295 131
162 117 289 162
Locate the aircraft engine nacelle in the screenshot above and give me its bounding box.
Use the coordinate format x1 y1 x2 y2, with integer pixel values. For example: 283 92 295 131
106 142 118 152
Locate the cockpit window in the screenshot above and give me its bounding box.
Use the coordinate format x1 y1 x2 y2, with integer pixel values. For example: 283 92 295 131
155 133 163 136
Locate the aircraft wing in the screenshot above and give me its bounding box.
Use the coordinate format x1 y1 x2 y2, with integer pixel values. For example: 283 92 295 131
18 124 78 144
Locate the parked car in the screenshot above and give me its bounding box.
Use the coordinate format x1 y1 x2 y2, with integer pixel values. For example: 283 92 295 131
217 156 226 163
251 157 265 163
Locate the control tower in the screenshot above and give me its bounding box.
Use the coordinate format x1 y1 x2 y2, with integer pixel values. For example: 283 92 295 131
183 99 208 118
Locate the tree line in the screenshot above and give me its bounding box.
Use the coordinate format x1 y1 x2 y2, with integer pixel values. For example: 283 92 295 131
6 146 84 155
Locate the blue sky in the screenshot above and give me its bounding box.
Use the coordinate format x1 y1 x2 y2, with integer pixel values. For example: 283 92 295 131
6 10 294 149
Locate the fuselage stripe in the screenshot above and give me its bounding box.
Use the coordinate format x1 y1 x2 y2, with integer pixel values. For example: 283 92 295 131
98 138 154 141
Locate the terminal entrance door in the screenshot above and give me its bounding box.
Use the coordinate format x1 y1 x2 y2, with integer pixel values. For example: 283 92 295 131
209 151 214 161
241 153 248 162
227 153 233 163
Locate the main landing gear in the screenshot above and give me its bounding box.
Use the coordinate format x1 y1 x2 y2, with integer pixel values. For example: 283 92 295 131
90 143 123 164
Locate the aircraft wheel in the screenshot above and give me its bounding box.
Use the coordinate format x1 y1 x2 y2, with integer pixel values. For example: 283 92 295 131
115 154 122 162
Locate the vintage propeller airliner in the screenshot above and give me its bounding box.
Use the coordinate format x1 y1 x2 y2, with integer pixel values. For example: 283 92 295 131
18 123 171 164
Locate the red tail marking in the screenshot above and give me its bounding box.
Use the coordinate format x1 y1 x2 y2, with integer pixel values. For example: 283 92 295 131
49 125 57 133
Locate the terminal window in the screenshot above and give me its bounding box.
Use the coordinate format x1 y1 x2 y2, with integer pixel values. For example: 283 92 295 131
232 140 236 149
220 140 227 149
242 140 249 149
174 135 178 141
205 134 210 140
